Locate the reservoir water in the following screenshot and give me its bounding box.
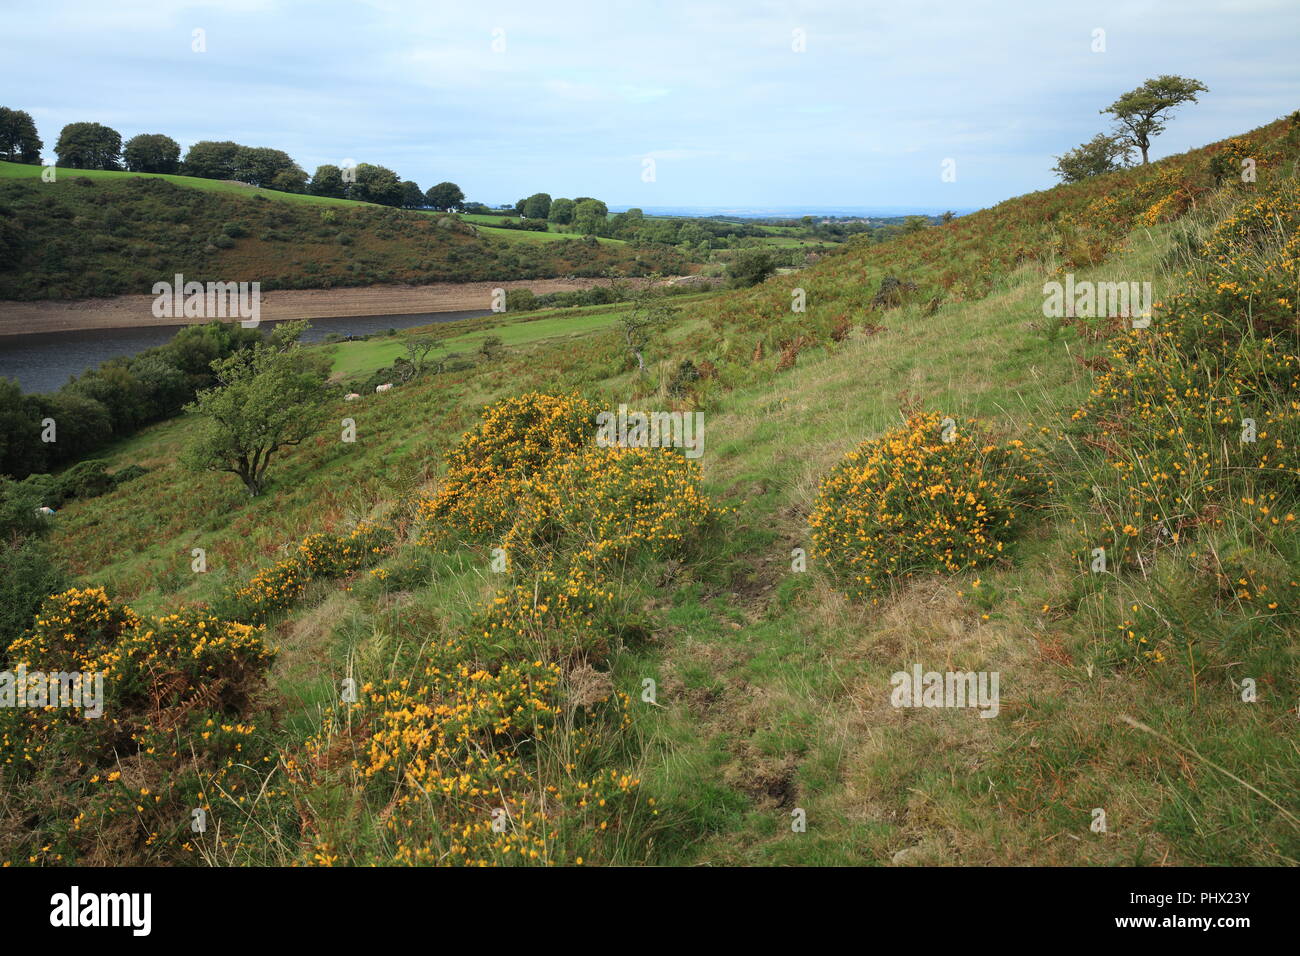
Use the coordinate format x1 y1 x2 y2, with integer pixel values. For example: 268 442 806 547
0 310 493 394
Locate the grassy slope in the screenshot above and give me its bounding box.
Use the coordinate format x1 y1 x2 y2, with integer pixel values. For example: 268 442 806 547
0 162 676 301
0 161 627 246
328 295 713 379
0 159 388 208
43 119 1300 865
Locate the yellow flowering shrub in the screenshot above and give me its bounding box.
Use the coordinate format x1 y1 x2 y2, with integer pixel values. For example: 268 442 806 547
1071 180 1300 564
232 558 308 621
91 608 274 716
294 643 643 865
810 412 1046 599
420 392 598 538
475 566 620 665
504 445 716 570
6 586 140 672
231 521 394 622
288 393 711 865
297 522 394 576
1 590 279 866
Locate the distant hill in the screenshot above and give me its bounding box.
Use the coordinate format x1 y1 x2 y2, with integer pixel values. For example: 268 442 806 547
0 162 687 301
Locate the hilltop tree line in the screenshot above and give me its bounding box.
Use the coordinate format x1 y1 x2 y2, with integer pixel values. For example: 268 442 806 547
0 105 468 212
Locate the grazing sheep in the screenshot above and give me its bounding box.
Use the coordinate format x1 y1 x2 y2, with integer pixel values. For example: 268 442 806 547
35 506 55 517
375 383 394 393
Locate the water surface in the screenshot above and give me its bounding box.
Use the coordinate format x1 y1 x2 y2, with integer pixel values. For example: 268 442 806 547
0 310 492 393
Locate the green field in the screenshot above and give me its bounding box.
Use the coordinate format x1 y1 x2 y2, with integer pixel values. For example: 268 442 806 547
328 307 630 377
0 159 375 208
458 212 626 245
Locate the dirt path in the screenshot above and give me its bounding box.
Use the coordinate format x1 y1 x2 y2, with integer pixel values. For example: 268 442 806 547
0 278 631 337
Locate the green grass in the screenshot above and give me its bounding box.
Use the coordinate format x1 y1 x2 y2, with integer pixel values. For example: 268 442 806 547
24 115 1300 867
0 159 379 208
327 306 632 378
456 213 626 245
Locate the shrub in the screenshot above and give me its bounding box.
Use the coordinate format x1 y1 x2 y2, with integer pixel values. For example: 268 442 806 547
420 392 598 538
1 589 277 865
504 445 715 572
232 558 308 621
1068 179 1300 570
111 464 148 486
505 288 539 311
0 476 46 537
726 248 776 288
297 523 394 576
56 458 114 501
0 537 68 647
6 585 140 670
667 359 699 397
810 412 1047 600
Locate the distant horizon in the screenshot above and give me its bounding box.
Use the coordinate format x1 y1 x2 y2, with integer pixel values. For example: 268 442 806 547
603 205 981 219
5 1 1296 210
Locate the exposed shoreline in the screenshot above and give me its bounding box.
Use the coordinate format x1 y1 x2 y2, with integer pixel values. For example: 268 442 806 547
0 278 623 338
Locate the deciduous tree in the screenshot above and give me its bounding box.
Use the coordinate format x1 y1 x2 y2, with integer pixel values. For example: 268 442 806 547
0 107 43 163
54 122 122 170
1051 133 1134 182
183 329 328 496
123 133 181 173
1102 75 1208 164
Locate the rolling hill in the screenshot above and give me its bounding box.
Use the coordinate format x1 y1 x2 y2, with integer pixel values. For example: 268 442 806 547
0 161 686 301
4 114 1298 866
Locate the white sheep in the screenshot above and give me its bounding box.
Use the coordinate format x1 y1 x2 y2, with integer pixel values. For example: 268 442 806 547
375 383 394 393
344 392 361 401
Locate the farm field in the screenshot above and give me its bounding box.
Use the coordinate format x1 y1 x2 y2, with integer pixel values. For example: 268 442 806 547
326 298 709 378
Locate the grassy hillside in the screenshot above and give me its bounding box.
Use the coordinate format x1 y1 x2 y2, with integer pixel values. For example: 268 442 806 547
327 295 714 380
456 213 628 246
6 116 1299 866
0 162 686 301
0 160 369 207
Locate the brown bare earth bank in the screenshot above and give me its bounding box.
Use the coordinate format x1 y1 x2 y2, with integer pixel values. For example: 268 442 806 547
0 278 627 337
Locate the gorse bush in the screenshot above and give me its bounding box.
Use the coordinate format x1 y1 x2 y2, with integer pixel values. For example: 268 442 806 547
296 523 393 576
504 445 715 571
474 566 621 666
296 640 641 865
1069 179 1300 571
231 558 308 621
282 392 713 865
1 588 278 865
420 391 598 538
810 412 1047 600
231 522 393 622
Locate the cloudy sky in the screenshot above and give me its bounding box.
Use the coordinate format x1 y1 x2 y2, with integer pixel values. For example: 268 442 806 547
5 0 1297 211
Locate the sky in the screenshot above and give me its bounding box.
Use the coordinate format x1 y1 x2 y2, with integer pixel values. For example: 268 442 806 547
4 0 1298 212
